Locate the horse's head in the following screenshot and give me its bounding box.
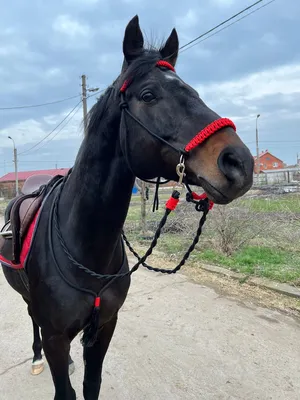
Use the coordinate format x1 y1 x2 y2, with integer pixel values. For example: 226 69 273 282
118 16 254 204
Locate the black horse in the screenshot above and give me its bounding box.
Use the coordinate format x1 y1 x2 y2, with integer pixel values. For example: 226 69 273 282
1 15 254 399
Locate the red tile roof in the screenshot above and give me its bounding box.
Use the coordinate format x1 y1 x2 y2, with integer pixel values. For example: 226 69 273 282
0 168 70 183
253 150 283 162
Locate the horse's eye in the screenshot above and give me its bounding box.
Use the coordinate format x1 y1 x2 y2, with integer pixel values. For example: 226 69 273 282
141 91 155 103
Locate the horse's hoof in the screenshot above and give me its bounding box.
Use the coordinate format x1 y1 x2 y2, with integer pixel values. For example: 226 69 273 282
31 359 44 375
69 361 75 376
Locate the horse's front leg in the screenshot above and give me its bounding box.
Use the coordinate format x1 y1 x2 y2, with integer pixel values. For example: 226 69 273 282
42 330 76 400
83 315 118 400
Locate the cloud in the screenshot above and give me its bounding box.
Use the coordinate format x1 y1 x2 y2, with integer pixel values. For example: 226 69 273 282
175 9 198 30
197 63 300 103
0 105 83 150
53 15 92 37
194 61 300 165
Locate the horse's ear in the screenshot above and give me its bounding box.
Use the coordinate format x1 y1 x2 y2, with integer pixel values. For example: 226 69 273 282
123 15 144 63
160 28 179 66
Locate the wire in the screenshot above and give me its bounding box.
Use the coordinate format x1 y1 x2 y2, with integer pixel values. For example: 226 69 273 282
13 90 102 158
26 102 82 154
0 94 80 111
87 88 106 99
179 0 266 51
18 100 82 156
180 0 276 54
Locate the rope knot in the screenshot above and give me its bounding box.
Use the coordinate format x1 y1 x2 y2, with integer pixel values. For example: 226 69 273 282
186 191 214 212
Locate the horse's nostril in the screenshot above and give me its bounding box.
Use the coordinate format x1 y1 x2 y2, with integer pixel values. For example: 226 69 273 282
218 146 248 185
222 153 241 171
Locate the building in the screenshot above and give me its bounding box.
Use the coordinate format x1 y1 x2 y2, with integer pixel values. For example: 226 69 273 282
253 150 284 173
0 168 70 199
0 167 143 199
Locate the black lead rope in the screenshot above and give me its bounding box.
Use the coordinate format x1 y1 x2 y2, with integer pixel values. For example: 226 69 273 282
121 192 210 274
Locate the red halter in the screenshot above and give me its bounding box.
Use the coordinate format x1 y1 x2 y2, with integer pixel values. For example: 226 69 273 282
120 60 237 211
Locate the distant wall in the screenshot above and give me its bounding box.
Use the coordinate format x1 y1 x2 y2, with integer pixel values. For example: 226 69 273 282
253 170 300 185
0 180 24 199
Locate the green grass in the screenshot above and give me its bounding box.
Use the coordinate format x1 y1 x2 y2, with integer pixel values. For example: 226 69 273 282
240 194 300 213
127 191 300 284
127 229 300 284
193 246 300 284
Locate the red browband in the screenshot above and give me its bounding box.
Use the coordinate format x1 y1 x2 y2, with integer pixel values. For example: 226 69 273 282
120 60 175 93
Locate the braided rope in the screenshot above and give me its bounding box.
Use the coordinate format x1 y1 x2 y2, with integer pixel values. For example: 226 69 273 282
122 199 209 274
185 118 236 152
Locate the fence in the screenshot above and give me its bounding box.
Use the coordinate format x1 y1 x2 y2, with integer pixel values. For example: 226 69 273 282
253 168 300 186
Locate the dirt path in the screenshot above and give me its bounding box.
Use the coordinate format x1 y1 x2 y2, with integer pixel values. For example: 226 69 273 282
1 252 300 399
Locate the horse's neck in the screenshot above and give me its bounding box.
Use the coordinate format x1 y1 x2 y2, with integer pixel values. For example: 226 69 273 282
58 114 134 271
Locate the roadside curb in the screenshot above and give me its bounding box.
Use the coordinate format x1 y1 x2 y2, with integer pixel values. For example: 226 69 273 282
127 254 300 299
199 263 300 299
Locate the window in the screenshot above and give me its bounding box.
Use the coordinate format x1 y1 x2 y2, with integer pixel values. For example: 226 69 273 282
266 157 270 160
273 162 278 167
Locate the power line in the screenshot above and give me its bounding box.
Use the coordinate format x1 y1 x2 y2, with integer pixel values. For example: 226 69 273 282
9 89 103 158
179 0 267 52
0 94 80 111
18 100 82 156
24 102 82 155
87 88 106 99
180 0 276 54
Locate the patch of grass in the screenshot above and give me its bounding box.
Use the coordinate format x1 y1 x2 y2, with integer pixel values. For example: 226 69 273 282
193 246 300 284
158 235 190 254
240 194 300 213
126 202 164 223
126 205 142 222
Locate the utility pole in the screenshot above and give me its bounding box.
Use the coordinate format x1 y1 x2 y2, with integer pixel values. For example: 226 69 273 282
81 75 99 137
81 75 88 136
255 114 260 184
8 136 18 196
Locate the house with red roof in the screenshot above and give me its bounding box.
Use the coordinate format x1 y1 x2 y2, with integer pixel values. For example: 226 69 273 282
0 168 70 199
253 150 284 173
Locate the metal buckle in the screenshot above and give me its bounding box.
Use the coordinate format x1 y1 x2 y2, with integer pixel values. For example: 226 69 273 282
0 221 13 239
173 155 186 194
176 155 186 185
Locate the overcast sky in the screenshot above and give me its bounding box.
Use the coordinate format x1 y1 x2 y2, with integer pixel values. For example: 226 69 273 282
0 0 299 176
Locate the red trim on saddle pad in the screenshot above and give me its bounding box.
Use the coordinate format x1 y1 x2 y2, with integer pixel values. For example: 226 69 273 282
0 210 40 270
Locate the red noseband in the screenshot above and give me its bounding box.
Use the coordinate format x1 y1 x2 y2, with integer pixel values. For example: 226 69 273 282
185 118 236 152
